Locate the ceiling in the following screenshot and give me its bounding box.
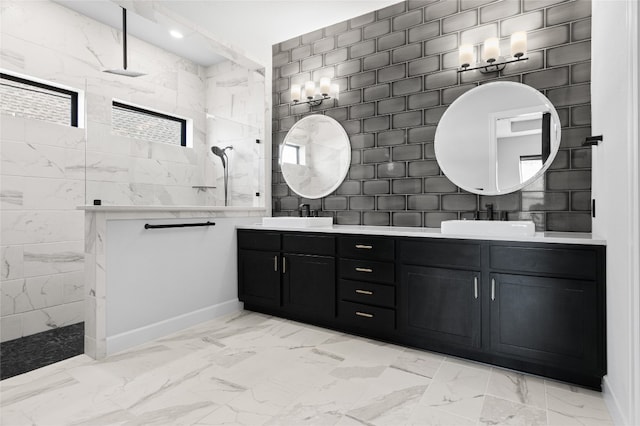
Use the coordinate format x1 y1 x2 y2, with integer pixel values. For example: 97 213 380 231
55 0 401 66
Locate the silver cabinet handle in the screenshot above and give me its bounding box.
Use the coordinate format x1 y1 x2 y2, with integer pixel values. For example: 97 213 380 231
355 311 373 318
282 257 286 274
355 267 373 273
491 278 495 301
274 255 278 272
355 289 373 295
474 277 478 299
355 244 372 249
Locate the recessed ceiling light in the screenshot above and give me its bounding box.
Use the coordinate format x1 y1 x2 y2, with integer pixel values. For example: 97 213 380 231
169 30 183 39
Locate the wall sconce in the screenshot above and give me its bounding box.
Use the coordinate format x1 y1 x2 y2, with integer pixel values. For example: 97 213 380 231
291 77 339 107
458 31 528 74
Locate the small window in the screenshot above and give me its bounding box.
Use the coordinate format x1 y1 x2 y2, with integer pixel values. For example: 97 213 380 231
0 72 78 127
112 101 187 146
281 142 305 166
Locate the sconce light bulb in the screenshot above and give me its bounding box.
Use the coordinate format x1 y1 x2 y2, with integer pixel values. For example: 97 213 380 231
459 44 474 68
330 83 340 100
304 81 315 99
482 37 500 63
319 77 331 96
290 84 301 103
510 31 527 59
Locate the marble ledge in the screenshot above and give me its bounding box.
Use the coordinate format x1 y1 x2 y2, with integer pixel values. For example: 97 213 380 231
238 224 607 246
79 205 267 221
78 205 266 212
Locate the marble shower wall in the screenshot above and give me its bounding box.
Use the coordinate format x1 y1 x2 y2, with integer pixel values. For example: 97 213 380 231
0 0 264 341
272 0 592 232
205 61 266 207
0 115 86 342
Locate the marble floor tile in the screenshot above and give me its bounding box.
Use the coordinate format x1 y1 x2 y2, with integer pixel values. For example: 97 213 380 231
407 405 477 426
389 346 444 379
345 366 431 425
479 395 547 426
546 385 613 426
419 358 491 419
486 368 548 410
0 311 614 426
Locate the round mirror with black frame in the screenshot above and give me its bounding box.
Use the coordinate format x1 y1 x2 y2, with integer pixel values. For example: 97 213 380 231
280 114 351 199
434 82 561 195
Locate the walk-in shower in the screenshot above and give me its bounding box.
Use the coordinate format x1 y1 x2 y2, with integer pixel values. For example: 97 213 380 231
211 145 233 206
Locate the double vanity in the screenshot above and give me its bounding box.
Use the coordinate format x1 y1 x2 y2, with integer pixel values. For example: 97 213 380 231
237 223 606 390
251 81 606 389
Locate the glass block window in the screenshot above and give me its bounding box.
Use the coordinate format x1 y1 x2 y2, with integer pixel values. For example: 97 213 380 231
112 101 186 146
0 73 78 127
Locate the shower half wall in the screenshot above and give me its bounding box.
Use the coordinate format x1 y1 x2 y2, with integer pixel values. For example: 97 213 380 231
1 0 268 346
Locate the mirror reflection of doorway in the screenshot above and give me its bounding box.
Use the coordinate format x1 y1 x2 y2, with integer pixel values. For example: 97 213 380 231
519 155 543 183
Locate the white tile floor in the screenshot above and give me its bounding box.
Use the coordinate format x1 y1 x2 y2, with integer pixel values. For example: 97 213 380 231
0 311 614 425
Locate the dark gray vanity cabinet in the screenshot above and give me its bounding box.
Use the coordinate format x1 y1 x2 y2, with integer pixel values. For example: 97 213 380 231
237 229 606 390
336 236 396 334
487 243 606 386
398 239 482 351
282 234 336 322
238 231 281 309
237 229 336 324
396 238 606 389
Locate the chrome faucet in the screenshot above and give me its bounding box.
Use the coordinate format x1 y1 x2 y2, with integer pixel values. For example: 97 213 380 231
298 203 311 217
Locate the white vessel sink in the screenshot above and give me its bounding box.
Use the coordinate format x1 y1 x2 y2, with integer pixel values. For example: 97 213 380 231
441 220 536 237
262 217 333 228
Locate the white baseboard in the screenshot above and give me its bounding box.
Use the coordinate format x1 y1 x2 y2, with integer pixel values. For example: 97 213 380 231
603 375 628 426
106 299 242 356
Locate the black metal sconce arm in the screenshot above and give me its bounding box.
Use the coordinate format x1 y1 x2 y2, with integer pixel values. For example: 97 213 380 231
582 135 604 146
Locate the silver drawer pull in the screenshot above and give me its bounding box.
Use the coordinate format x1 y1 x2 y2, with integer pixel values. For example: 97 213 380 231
491 278 495 301
355 311 373 318
355 267 373 273
274 255 278 272
355 244 372 249
474 277 478 299
355 289 373 295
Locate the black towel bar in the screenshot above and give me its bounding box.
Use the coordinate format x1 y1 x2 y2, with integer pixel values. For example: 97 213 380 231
144 221 215 229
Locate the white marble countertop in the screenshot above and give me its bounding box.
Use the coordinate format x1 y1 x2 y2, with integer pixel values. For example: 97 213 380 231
238 223 606 245
78 205 267 212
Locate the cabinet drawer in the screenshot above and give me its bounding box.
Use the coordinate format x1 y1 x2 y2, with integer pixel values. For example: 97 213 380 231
238 230 280 251
339 279 395 308
338 236 394 261
282 234 335 256
340 259 395 284
399 239 481 269
490 245 598 279
338 300 395 332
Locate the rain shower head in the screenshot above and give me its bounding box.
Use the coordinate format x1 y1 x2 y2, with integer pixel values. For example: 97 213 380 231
103 8 146 78
104 69 146 77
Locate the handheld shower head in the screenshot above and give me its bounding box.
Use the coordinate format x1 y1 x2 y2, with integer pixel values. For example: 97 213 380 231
211 145 233 206
211 146 226 168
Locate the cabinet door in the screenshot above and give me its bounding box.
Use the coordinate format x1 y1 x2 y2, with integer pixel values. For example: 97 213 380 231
238 249 281 309
490 273 599 371
399 265 481 349
283 254 336 321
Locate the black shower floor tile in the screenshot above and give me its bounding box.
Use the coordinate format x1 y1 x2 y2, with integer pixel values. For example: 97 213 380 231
0 323 84 381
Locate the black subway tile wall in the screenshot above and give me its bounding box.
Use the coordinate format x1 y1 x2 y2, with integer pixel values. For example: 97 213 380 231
272 0 592 231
